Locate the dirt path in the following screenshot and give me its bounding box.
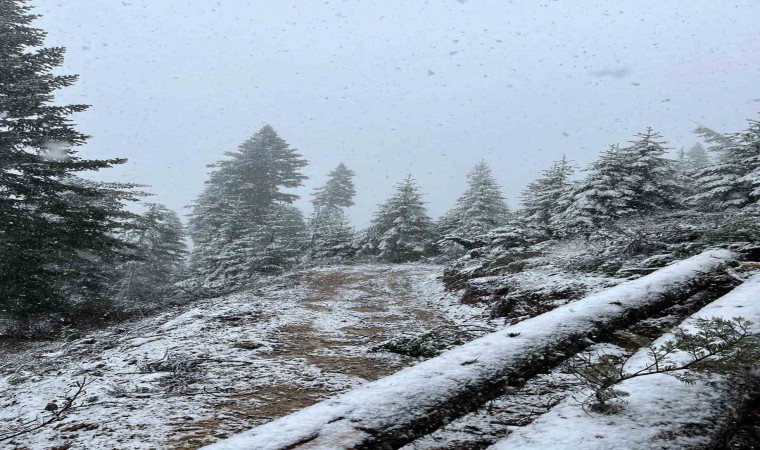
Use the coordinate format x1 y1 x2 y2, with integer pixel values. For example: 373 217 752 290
0 263 485 450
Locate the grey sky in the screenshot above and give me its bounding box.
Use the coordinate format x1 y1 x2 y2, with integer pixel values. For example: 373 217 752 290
36 0 760 227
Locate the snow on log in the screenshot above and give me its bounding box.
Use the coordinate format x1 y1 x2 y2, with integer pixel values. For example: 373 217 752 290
488 273 760 450
202 249 736 450
438 235 487 250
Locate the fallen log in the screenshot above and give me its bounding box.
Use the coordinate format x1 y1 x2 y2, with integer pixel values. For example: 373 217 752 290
616 267 661 275
438 235 487 250
489 273 760 450
202 249 736 450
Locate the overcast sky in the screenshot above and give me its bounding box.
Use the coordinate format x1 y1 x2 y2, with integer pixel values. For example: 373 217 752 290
36 0 760 227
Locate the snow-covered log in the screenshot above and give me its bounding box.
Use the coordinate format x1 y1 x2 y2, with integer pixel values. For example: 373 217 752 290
438 235 487 250
488 273 760 450
202 249 736 450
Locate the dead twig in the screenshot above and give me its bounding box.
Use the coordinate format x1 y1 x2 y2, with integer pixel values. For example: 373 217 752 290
0 377 91 443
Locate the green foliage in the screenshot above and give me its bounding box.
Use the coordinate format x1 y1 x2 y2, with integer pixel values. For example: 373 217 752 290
573 317 760 413
520 156 574 239
308 205 355 259
362 175 435 262
556 129 682 237
700 218 760 246
0 0 139 320
188 126 308 285
110 203 187 305
308 164 356 259
312 163 356 209
439 161 511 240
670 317 760 381
689 120 760 210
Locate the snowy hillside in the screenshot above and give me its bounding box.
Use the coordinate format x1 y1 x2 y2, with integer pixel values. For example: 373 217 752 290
0 264 491 449
3 1 760 449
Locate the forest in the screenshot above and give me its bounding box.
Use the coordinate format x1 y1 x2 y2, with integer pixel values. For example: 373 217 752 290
2 0 760 449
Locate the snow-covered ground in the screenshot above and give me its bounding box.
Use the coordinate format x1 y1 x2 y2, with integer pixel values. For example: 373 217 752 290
202 249 734 450
0 263 490 450
4 252 747 450
488 273 760 450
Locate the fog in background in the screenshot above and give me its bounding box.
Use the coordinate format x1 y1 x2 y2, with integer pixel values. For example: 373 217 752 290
36 0 760 227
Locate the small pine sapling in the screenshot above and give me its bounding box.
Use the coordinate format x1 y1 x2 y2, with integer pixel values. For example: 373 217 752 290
571 317 760 413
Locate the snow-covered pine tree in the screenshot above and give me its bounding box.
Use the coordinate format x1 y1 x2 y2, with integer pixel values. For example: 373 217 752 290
312 162 356 209
194 202 307 285
438 161 510 240
111 204 187 305
678 142 711 200
689 119 760 210
0 0 140 319
364 175 434 262
621 128 682 213
555 129 681 236
554 145 630 235
683 143 711 170
309 206 355 259
519 156 575 238
257 203 308 272
308 163 356 259
188 125 308 284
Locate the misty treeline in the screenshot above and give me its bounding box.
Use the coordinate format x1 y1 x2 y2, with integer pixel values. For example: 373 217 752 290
2 0 760 332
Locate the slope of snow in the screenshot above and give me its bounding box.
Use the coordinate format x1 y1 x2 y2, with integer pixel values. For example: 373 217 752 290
1 263 477 449
489 272 760 450
202 249 735 450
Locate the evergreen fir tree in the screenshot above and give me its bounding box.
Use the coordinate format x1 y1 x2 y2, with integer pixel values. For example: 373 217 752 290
195 202 307 285
438 161 510 239
556 129 681 236
683 143 710 170
0 0 139 319
621 127 682 213
258 203 308 271
364 176 434 262
678 143 710 200
188 127 308 284
312 162 356 209
111 204 187 305
519 156 575 237
307 163 356 259
554 145 630 235
308 206 355 259
689 119 760 210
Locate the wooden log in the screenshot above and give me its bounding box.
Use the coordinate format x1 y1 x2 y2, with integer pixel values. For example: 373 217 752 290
202 250 736 450
617 267 661 275
438 235 487 250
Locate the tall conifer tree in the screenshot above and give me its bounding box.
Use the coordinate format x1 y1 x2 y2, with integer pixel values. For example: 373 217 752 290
363 176 434 262
556 129 680 236
312 163 356 209
188 125 308 283
689 120 760 210
0 0 138 318
439 161 510 239
111 204 187 304
520 156 574 237
308 163 356 259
